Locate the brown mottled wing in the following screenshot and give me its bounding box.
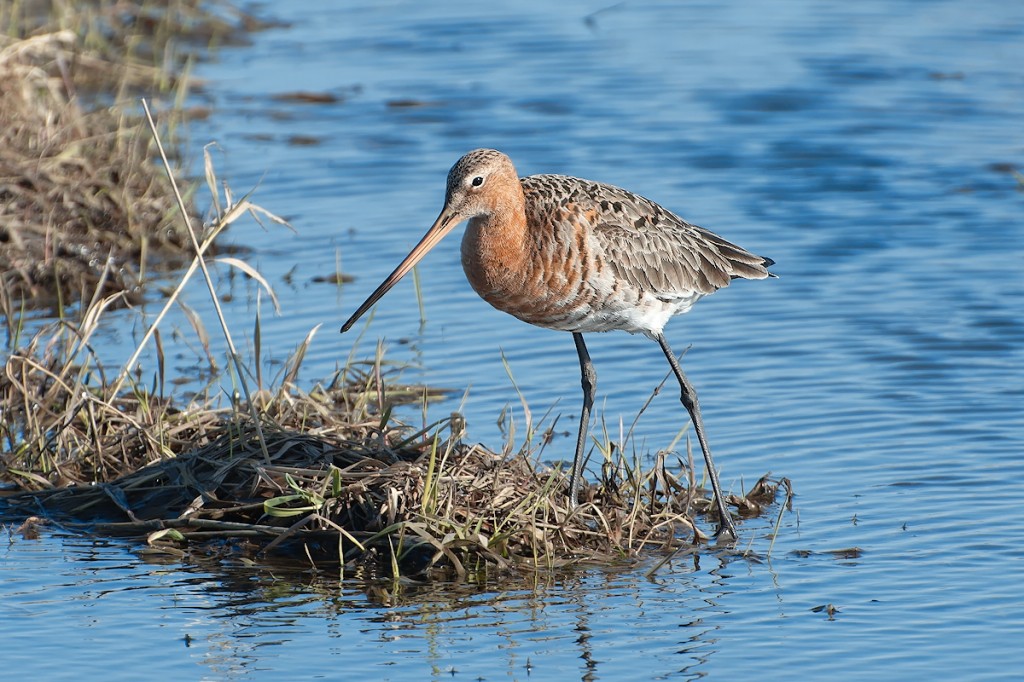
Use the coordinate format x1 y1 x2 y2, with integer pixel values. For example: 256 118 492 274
522 174 773 298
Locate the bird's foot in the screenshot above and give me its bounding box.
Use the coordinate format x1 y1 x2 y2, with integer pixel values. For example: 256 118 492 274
714 518 738 542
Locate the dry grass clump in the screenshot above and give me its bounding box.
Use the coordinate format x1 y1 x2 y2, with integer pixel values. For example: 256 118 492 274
0 1 269 308
1 136 301 489
0 305 441 491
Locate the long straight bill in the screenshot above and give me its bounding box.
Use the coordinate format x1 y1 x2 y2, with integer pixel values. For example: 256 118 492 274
340 209 459 333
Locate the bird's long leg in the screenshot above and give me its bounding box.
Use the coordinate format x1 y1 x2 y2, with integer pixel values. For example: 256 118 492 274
568 332 596 508
656 334 737 539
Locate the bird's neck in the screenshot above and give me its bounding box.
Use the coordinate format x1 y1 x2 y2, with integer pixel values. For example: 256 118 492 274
460 184 530 294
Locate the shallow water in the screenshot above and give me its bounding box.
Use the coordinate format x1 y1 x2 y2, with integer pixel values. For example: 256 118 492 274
3 0 1024 679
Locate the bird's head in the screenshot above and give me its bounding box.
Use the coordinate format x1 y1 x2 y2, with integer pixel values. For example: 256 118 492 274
340 148 519 333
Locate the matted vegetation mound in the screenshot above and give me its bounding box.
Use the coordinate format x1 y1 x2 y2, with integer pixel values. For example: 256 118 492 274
3 410 788 579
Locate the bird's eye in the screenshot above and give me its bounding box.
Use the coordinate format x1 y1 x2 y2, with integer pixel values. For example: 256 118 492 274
471 176 484 187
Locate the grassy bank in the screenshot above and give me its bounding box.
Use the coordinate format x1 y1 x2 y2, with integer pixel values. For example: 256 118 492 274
0 0 269 310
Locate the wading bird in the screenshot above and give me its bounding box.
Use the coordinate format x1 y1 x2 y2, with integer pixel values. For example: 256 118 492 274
341 149 774 538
